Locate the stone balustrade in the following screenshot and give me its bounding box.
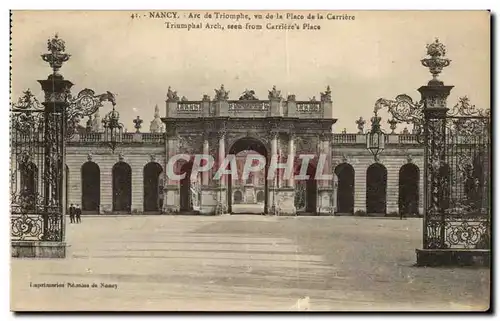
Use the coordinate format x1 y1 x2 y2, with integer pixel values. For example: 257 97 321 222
332 133 421 145
69 131 481 147
69 132 164 144
166 98 329 118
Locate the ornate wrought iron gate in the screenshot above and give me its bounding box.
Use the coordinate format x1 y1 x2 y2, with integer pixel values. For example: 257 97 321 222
11 34 116 248
11 90 65 242
424 98 490 250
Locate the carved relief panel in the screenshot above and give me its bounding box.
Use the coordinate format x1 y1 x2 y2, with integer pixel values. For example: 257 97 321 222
178 134 203 155
295 135 319 155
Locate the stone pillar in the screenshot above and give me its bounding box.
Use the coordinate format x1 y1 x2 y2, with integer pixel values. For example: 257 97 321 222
214 130 227 214
416 84 455 265
333 173 338 213
269 131 278 214
130 156 144 214
419 84 452 244
200 132 219 215
273 132 297 216
317 134 334 215
270 99 283 117
288 134 295 188
163 126 180 214
165 87 179 118
38 74 72 253
286 95 297 117
218 131 226 187
321 86 333 118
202 136 210 185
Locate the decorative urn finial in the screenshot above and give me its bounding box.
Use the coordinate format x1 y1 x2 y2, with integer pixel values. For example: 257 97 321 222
387 118 398 134
41 33 71 75
133 116 143 133
421 38 451 86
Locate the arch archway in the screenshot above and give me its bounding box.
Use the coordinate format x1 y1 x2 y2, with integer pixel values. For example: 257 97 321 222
366 163 387 214
112 162 132 213
334 163 355 214
399 163 420 216
305 163 317 213
228 137 268 214
143 162 163 212
82 162 100 212
233 190 243 204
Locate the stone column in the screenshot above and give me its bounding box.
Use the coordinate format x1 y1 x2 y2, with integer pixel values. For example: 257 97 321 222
214 130 227 214
130 155 144 214
288 134 295 188
163 126 180 214
317 134 334 215
218 131 226 187
269 131 278 214
321 135 332 188
202 136 210 186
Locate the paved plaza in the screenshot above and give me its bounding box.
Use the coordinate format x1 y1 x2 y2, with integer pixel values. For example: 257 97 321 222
11 214 490 311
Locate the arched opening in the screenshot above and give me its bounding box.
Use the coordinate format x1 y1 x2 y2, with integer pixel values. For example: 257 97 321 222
179 161 192 212
399 163 420 216
366 163 387 214
256 190 265 203
334 163 355 214
295 161 318 215
81 161 100 212
19 161 38 210
233 190 243 204
112 162 132 213
143 162 163 212
228 137 268 214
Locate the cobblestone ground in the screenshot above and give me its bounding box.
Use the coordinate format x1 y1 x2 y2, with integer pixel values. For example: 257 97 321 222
11 214 490 311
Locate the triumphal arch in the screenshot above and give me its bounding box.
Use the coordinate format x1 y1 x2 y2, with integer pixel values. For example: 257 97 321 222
161 85 336 215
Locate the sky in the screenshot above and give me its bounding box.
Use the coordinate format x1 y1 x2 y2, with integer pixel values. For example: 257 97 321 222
10 10 490 132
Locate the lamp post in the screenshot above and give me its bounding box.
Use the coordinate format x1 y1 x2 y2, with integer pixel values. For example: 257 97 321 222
366 107 386 161
101 104 123 153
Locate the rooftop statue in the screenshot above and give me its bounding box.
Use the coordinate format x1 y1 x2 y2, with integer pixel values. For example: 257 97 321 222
268 85 282 100
167 86 179 102
214 84 230 101
239 89 258 100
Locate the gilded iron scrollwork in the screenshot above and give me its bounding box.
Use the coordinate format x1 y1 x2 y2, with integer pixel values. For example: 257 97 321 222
66 89 117 139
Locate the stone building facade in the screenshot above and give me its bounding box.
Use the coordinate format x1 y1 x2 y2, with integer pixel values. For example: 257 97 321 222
64 87 424 216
